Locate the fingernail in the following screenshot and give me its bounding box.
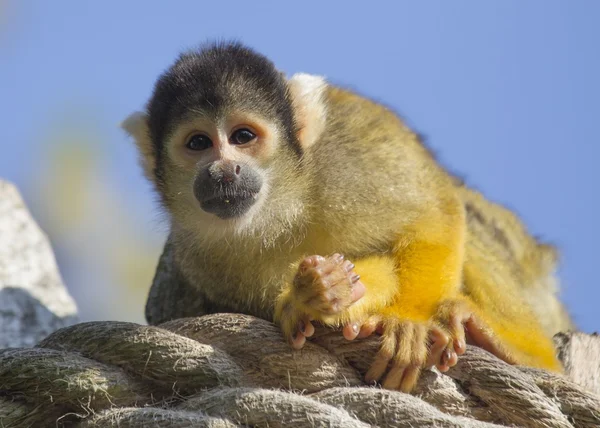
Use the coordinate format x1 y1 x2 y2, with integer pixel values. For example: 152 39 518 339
346 263 355 272
443 349 452 363
351 274 360 283
352 323 359 333
298 320 306 334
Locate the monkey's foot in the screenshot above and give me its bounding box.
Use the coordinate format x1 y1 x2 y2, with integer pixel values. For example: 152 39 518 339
363 301 479 392
364 317 442 393
275 254 365 349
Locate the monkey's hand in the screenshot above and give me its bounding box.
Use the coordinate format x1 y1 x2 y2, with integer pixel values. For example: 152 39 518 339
274 254 365 349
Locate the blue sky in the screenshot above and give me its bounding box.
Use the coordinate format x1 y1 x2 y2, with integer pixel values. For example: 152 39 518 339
1 1 599 331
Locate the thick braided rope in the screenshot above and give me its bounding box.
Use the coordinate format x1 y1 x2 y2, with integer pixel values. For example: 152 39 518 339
1 314 598 428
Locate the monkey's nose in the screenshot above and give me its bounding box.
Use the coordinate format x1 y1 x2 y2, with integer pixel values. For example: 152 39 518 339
207 161 242 184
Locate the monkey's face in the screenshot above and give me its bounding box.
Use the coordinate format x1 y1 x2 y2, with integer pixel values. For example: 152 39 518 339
163 111 283 221
124 43 317 241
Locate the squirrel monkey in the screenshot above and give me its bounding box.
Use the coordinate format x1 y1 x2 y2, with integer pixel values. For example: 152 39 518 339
123 42 573 393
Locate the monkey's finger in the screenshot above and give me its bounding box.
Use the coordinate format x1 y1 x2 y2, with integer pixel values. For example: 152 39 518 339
307 280 363 316
465 315 517 364
448 311 468 356
331 253 345 264
350 279 365 302
290 331 306 350
281 310 309 350
437 346 457 371
437 364 450 373
392 322 417 368
306 297 343 315
435 300 469 356
345 315 381 341
365 321 398 383
298 255 325 274
357 315 382 339
298 317 315 338
366 354 391 384
400 366 421 393
343 322 362 340
426 327 450 368
327 275 363 311
447 351 458 367
314 254 344 278
436 356 450 372
341 259 354 272
410 323 429 366
382 365 405 390
322 266 354 290
385 322 425 392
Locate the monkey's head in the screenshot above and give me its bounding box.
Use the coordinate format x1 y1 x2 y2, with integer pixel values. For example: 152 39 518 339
123 42 327 243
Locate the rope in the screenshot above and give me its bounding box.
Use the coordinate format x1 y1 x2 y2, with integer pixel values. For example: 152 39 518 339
1 313 599 428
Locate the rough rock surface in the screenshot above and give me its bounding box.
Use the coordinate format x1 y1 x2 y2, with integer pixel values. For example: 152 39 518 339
0 179 78 348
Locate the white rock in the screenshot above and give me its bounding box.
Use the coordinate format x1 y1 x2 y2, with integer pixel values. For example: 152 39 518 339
0 179 78 347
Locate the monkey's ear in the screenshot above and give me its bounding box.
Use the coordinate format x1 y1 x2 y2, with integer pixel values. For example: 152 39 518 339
287 73 328 150
121 111 156 182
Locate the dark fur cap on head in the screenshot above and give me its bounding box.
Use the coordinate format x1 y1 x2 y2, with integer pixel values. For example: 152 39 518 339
147 42 300 170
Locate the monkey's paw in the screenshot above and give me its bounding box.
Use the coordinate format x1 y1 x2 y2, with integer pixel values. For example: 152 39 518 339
275 254 365 349
364 315 467 393
294 254 364 315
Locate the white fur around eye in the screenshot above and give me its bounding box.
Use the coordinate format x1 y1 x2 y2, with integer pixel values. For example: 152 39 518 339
288 73 328 150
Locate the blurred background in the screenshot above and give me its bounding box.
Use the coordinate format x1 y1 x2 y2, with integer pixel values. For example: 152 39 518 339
0 1 598 331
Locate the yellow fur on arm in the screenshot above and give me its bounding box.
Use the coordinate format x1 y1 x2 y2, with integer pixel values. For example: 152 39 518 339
389 201 466 321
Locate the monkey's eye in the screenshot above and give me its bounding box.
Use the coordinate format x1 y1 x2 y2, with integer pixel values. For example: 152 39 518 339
186 134 212 151
230 128 256 145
